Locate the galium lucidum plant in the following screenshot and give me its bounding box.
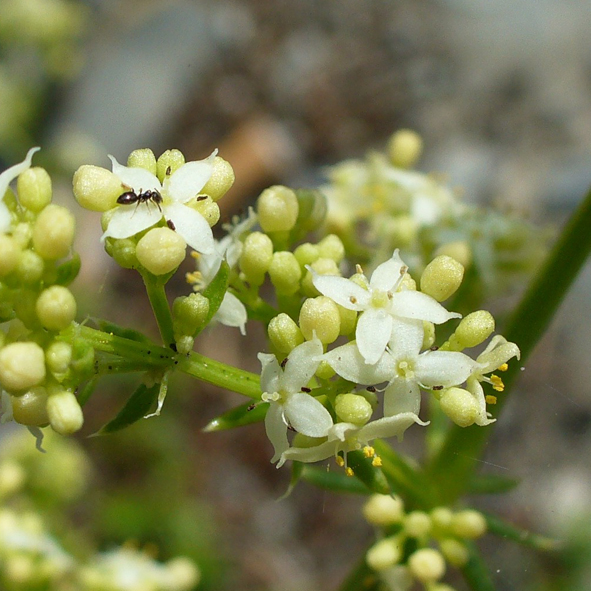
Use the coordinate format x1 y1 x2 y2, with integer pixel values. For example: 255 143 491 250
0 127 585 590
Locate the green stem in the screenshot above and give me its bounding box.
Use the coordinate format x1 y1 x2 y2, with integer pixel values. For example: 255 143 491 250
484 512 561 553
141 271 176 348
427 186 591 503
460 542 496 591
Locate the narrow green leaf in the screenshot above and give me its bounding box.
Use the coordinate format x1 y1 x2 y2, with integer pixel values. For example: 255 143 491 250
467 474 520 495
202 401 266 431
93 319 151 343
96 383 159 434
484 512 561 552
345 450 390 495
77 378 98 407
300 465 370 494
55 253 81 286
280 461 304 499
202 261 230 323
460 542 496 591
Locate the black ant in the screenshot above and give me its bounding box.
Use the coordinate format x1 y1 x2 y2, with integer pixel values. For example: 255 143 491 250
117 188 163 212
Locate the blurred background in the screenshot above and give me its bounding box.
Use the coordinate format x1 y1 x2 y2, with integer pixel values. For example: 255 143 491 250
1 0 591 589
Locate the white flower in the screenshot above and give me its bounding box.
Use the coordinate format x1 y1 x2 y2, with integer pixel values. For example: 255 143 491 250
311 250 461 365
102 151 218 254
259 338 333 463
324 318 478 417
0 147 40 232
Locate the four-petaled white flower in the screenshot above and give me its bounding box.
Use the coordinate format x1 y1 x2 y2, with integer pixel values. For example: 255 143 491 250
102 151 218 254
0 147 40 233
259 338 333 464
324 318 478 417
311 249 461 365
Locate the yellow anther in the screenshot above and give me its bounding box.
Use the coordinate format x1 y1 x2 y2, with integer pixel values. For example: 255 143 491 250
335 456 345 467
363 445 375 458
490 374 505 392
485 395 497 405
190 251 199 260
185 271 200 286
372 456 383 468
498 363 509 371
345 467 355 477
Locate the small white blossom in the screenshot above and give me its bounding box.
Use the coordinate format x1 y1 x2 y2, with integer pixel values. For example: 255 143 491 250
311 250 460 365
102 151 218 254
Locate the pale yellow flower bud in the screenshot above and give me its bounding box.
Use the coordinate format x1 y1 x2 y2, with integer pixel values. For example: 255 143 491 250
430 507 454 532
11 387 49 426
17 167 52 212
167 557 201 589
192 196 220 227
72 165 122 212
301 257 340 296
201 156 235 201
420 255 464 302
268 313 304 353
157 149 185 183
240 232 273 285
0 342 46 392
446 311 495 351
136 227 186 275
127 148 157 175
315 360 335 380
388 129 423 168
16 250 44 284
404 511 432 538
366 538 402 571
0 234 20 277
338 305 357 336
439 538 469 567
47 390 84 435
257 185 299 232
363 494 405 526
435 240 472 269
32 204 75 260
439 387 479 427
408 548 446 583
317 234 345 263
294 242 320 269
45 341 72 375
172 293 210 338
0 461 25 497
422 321 435 349
36 286 77 331
335 393 372 425
268 251 302 295
299 296 340 344
107 237 138 269
450 510 487 539
12 223 32 249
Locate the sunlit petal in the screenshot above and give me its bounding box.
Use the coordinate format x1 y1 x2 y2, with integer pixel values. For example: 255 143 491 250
369 249 406 291
281 338 323 393
101 204 162 240
166 202 214 254
165 150 217 203
108 155 160 192
264 402 289 463
390 290 461 324
384 379 421 416
356 308 393 365
284 393 334 438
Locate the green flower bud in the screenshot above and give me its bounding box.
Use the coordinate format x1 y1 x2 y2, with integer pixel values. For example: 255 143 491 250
450 510 487 539
72 165 122 212
387 129 423 169
315 360 335 380
12 223 32 249
268 313 304 353
36 286 77 331
446 311 495 351
257 185 299 232
268 251 302 295
335 393 372 425
0 460 25 497
439 387 479 427
293 242 320 268
70 339 95 380
191 196 220 227
157 149 185 183
11 387 49 426
338 304 357 336
366 538 402 571
290 189 328 240
127 148 157 175
136 228 186 275
32 204 75 260
420 255 464 302
430 507 454 532
435 240 472 269
201 156 235 201
176 335 195 355
363 494 405 526
46 341 72 376
16 167 52 212
239 232 273 286
13 290 39 329
47 390 83 435
301 257 340 297
439 538 469 567
0 342 46 392
317 234 345 263
107 237 138 269
422 321 435 349
16 250 44 284
299 296 340 344
0 234 20 277
408 548 446 583
172 293 210 337
404 511 432 538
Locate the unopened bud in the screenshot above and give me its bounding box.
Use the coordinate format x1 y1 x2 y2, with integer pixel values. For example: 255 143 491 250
172 293 210 337
0 234 20 277
299 296 340 344
435 240 472 269
363 494 405 526
317 234 345 263
422 321 435 349
17 167 52 212
439 538 469 567
446 311 495 351
72 165 122 212
430 507 453 532
268 251 302 295
47 390 83 435
388 129 423 169
11 387 49 426
294 243 320 268
0 461 25 496
420 255 464 302
450 510 487 539
36 286 77 331
16 250 44 284
127 148 157 175
335 393 372 425
201 156 235 201
240 232 273 285
257 185 299 232
107 237 138 269
45 341 72 376
157 149 185 183
192 196 220 228
32 204 75 260
0 342 46 392
338 305 357 336
366 538 402 571
136 227 186 275
439 387 479 427
408 548 446 583
404 511 432 538
268 313 304 353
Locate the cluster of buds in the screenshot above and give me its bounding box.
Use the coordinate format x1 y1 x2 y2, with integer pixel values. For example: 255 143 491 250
363 494 487 590
0 149 84 441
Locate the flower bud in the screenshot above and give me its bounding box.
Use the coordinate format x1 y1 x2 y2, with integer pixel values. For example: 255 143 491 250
268 251 302 295
450 510 487 539
407 548 446 583
291 189 327 239
70 339 95 380
334 393 372 425
317 234 345 263
107 237 138 269
338 305 357 336
17 167 52 212
435 240 472 269
16 250 44 284
299 296 340 344
239 232 273 285
446 311 495 351
157 149 185 183
293 242 320 268
45 341 72 376
388 129 423 169
32 204 75 260
404 511 432 538
167 557 201 589
201 156 235 201
363 494 405 526
0 234 20 277
430 507 453 532
257 185 299 232
315 360 335 380
11 387 49 426
191 196 220 227
0 342 46 392
136 227 186 275
420 255 464 302
439 538 469 567
36 286 77 331
439 387 479 427
366 538 402 571
127 148 157 175
0 460 25 497
47 390 83 435
12 223 32 249
172 293 210 337
422 321 435 349
72 165 122 212
268 313 304 354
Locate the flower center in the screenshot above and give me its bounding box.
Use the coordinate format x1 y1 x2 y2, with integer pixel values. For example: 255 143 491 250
396 359 416 380
370 289 390 309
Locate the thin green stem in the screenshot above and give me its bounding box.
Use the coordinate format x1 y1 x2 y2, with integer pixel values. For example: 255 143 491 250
141 271 176 348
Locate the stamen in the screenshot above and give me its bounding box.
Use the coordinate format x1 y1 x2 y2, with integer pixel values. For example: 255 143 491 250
498 363 509 372
335 456 345 467
371 456 382 468
490 374 505 392
485 395 497 405
345 467 355 477
363 445 375 458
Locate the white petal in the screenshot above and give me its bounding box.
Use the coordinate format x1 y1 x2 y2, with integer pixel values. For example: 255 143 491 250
324 343 393 384
197 250 223 286
258 353 281 394
284 393 334 438
357 413 427 442
279 439 337 467
101 203 162 240
384 379 421 416
0 201 10 233
311 272 370 311
264 402 289 463
108 155 160 191
0 147 40 201
213 292 247 335
415 351 477 388
369 249 407 291
356 308 393 365
165 202 214 254
467 377 496 426
281 338 323 393
390 290 461 324
388 318 424 358
478 338 520 374
165 151 216 203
